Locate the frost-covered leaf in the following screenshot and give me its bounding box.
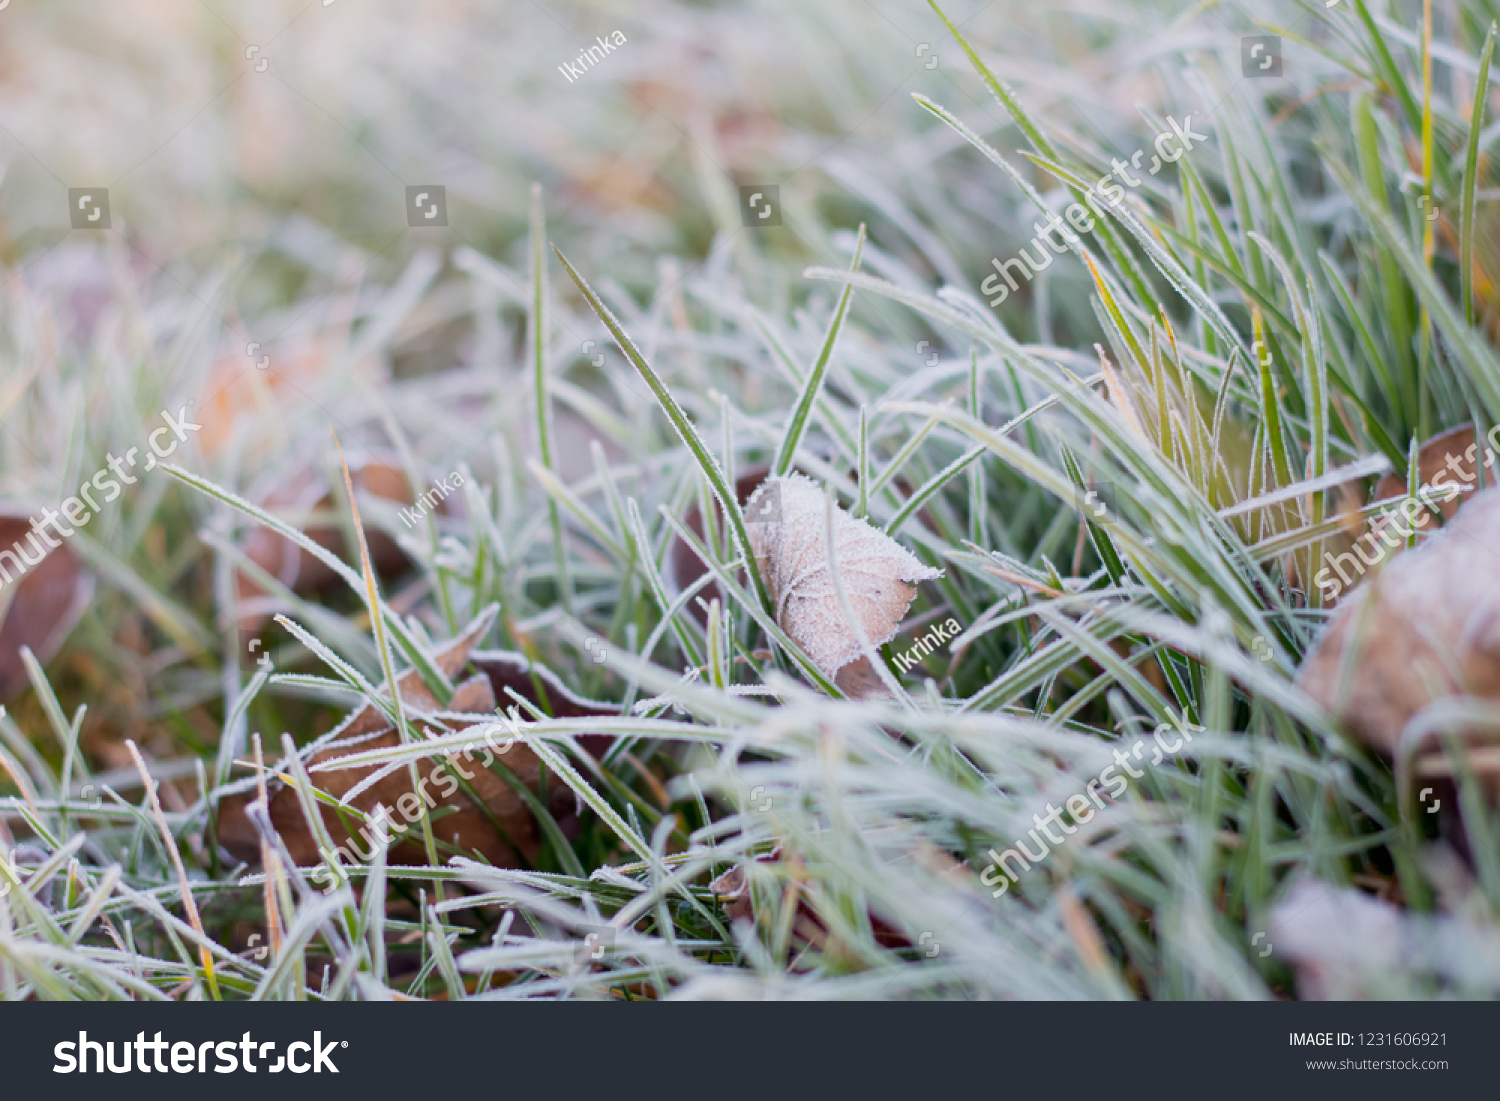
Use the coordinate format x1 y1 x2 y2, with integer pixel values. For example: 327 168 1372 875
745 474 940 680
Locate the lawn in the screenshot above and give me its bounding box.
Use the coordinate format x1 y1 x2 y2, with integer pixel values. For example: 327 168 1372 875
0 0 1496 1000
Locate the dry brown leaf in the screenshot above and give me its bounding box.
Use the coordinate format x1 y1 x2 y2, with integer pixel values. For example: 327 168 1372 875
1298 487 1500 759
302 674 543 868
669 463 932 632
469 648 616 762
217 610 617 868
0 509 95 699
832 655 891 699
745 474 940 681
1370 424 1488 536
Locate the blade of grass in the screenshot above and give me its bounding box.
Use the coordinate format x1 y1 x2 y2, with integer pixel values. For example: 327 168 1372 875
553 247 774 619
774 225 865 476
1462 23 1497 325
330 432 444 901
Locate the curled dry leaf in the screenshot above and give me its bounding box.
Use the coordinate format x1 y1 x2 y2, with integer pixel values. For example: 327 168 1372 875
0 509 95 699
217 609 616 868
745 474 940 683
1298 487 1500 760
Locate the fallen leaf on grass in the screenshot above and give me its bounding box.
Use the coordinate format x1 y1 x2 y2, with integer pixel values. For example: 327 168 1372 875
469 647 616 762
1369 424 1488 535
0 509 95 699
1298 487 1500 759
218 609 616 868
745 474 941 683
668 466 770 625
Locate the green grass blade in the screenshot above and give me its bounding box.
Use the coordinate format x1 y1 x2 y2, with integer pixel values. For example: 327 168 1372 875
553 247 774 618
1462 23 1497 325
774 225 864 477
